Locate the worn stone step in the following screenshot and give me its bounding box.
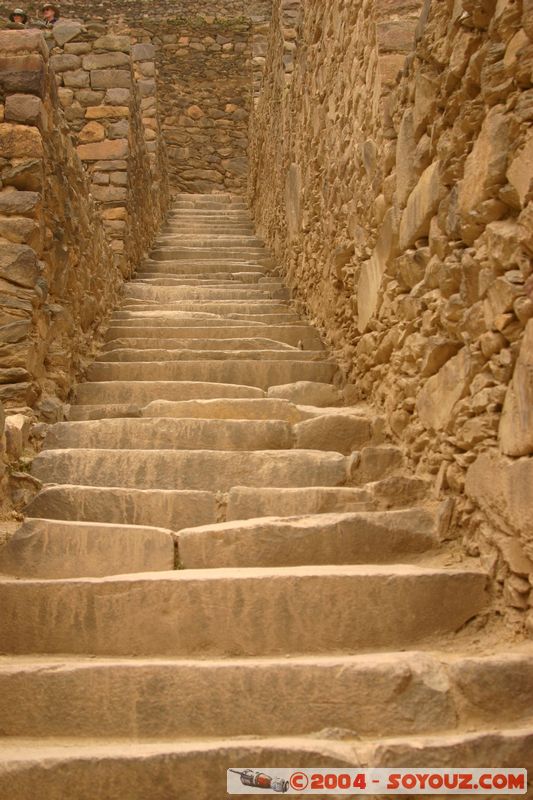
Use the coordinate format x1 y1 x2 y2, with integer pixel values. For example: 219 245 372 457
112 311 300 324
3 648 532 739
138 276 284 287
103 324 323 349
102 337 304 352
74 381 266 406
31 449 349 490
123 285 284 300
139 260 267 275
168 208 250 216
44 418 294 452
67 403 143 420
171 199 248 209
178 509 438 569
156 236 264 247
149 248 270 262
226 480 429 519
0 728 531 800
96 349 327 364
140 398 305 422
85 360 336 389
162 225 255 234
24 486 217 530
0 565 487 656
113 300 293 315
0 519 175 579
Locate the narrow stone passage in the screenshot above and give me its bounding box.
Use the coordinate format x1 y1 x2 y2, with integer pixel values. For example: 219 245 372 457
0 196 532 798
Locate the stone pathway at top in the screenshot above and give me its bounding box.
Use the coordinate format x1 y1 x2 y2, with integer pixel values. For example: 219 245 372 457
0 195 532 798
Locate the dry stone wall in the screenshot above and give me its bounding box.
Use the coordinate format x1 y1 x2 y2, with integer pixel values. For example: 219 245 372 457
249 0 533 628
128 17 251 194
49 21 168 275
0 28 167 415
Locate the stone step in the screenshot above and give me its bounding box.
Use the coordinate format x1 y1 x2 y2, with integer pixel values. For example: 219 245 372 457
74 381 266 406
0 518 175 579
103 324 323 349
85 360 337 390
149 247 270 261
95 349 327 364
171 199 248 209
178 509 438 569
117 308 300 324
167 210 251 218
129 277 285 288
24 486 217 530
139 260 267 274
113 300 293 315
225 480 429 519
67 403 143 420
31 449 350 491
43 418 295 452
2 648 532 739
0 565 487 656
111 311 300 324
102 337 305 352
162 225 255 234
0 728 530 800
155 236 264 247
124 285 286 300
140 398 306 422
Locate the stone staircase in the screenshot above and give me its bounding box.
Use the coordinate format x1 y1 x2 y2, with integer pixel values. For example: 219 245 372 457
0 195 531 798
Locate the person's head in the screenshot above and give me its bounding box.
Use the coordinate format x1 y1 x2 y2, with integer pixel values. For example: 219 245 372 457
9 7 28 23
41 2 59 21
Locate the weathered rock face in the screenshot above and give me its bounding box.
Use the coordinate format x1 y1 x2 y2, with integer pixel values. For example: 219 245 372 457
0 28 168 410
249 0 533 622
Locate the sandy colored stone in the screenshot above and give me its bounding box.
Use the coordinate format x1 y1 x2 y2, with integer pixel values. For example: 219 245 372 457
466 451 533 561
85 105 129 119
416 348 483 432
499 320 533 457
77 138 129 161
0 518 175 578
0 124 42 158
78 121 105 144
179 509 437 569
0 565 487 656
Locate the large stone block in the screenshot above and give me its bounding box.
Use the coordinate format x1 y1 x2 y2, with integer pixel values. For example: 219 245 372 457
132 43 156 62
4 94 43 126
0 244 39 288
50 54 81 73
82 52 130 71
0 54 46 96
457 108 512 242
90 69 132 90
358 206 400 331
395 108 417 207
0 191 40 217
0 30 48 58
506 130 533 208
52 21 84 46
399 161 443 251
499 320 533 457
376 19 417 53
466 451 533 562
93 35 131 52
76 138 129 161
416 347 483 431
